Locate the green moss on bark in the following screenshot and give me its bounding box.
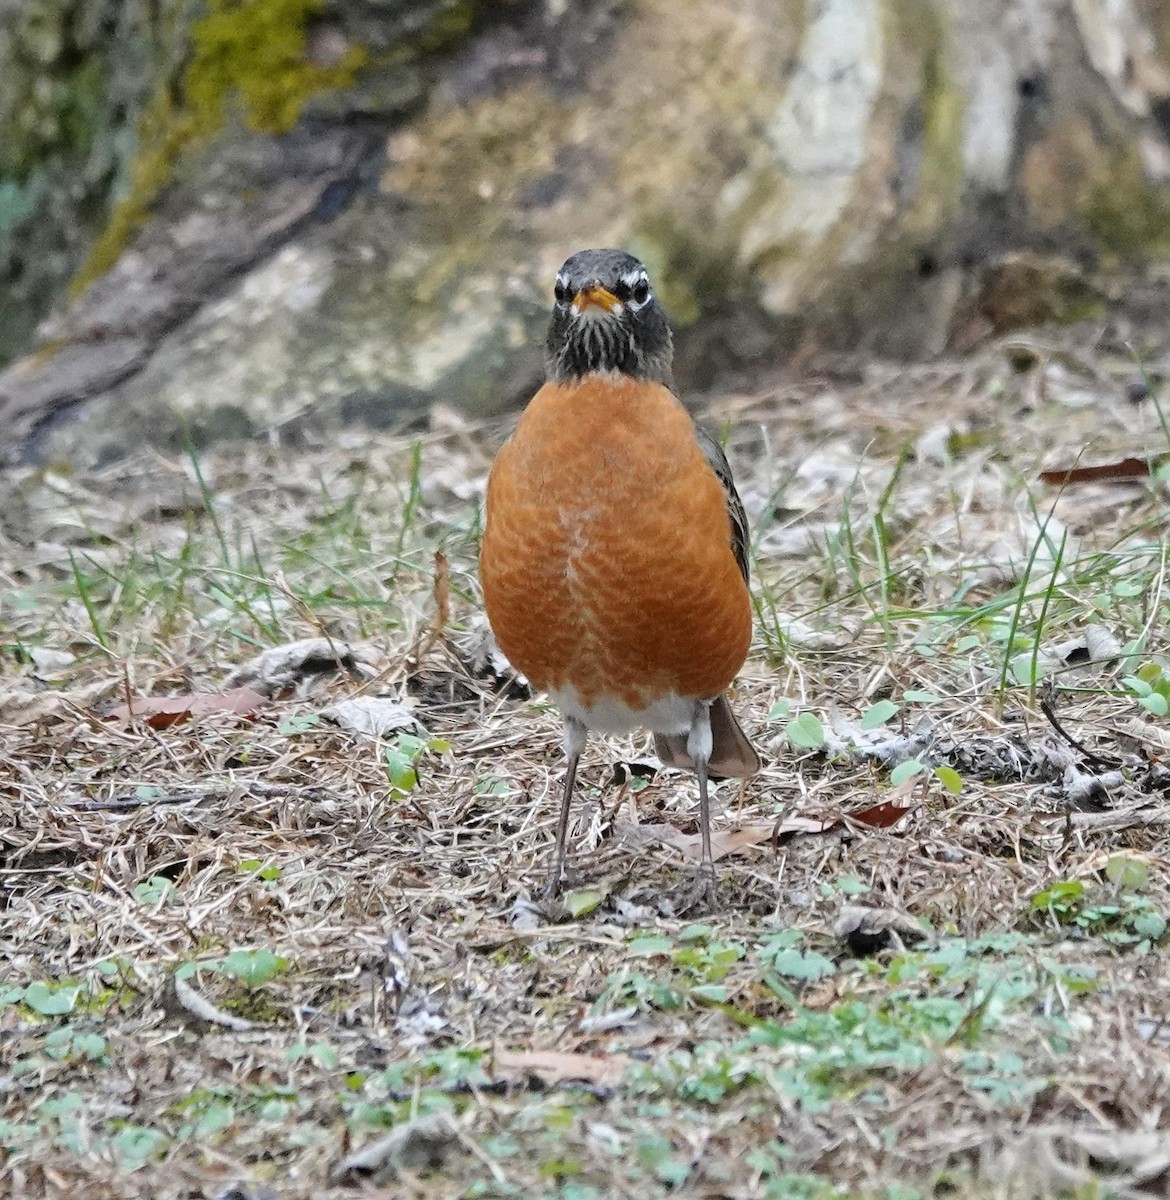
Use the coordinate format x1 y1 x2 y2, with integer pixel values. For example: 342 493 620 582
73 0 367 295
187 0 368 134
1080 144 1170 261
889 0 964 234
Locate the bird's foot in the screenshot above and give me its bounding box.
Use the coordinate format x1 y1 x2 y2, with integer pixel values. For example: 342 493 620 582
539 864 574 902
534 863 584 918
674 861 719 915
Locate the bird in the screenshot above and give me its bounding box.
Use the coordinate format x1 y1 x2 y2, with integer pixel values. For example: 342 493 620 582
479 248 760 904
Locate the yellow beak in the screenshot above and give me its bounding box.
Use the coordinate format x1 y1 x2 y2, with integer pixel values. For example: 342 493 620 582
572 284 621 315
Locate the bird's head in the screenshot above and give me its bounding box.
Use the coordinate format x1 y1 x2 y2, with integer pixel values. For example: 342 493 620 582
544 249 673 386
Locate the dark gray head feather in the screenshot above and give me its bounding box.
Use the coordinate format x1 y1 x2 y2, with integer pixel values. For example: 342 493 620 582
545 248 673 386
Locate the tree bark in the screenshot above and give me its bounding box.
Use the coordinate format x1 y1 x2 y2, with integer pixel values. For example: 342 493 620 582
3 0 1170 467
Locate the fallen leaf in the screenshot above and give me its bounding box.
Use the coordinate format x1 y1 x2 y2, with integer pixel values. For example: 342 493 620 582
27 647 76 673
508 898 544 932
331 1113 460 1185
106 686 267 729
223 637 378 695
321 697 422 739
1114 718 1170 754
0 680 113 726
1020 623 1124 681
490 1049 629 1088
647 816 840 860
774 814 842 839
609 758 660 785
1073 848 1164 882
564 885 611 918
1039 456 1153 485
834 904 928 955
646 823 768 861
847 800 916 829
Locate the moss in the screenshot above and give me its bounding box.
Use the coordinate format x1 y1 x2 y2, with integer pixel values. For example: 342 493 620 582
73 93 191 295
915 43 964 226
185 0 368 135
1079 144 1170 261
889 0 964 235
415 0 478 52
74 0 494 297
73 0 367 295
220 990 287 1023
631 209 726 329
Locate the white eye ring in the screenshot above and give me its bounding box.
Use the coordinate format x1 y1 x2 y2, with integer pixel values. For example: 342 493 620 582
621 270 651 308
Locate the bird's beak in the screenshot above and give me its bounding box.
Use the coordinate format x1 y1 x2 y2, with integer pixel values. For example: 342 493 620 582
572 284 621 316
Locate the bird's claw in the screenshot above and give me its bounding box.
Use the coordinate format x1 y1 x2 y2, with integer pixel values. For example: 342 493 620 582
675 861 719 915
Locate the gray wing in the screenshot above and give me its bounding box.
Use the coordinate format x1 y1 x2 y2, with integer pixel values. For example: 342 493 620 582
692 423 751 586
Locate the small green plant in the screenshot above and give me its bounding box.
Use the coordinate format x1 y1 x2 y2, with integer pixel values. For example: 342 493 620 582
175 947 289 990
68 549 111 651
1030 878 1087 923
994 508 1067 707
236 859 282 883
759 931 837 984
474 775 511 795
861 699 899 729
278 713 322 735
221 948 288 989
889 759 963 793
820 875 870 898
286 1042 340 1069
1029 863 1168 947
785 711 825 750
385 732 451 797
134 876 179 906
1123 661 1170 716
12 981 84 1017
634 1132 691 1187
623 928 746 1003
43 1025 108 1062
592 969 686 1015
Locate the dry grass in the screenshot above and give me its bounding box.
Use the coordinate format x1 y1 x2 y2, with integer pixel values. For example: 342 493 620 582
3 327 1170 1198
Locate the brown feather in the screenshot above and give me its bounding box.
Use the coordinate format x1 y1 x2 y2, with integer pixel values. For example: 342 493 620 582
653 694 760 778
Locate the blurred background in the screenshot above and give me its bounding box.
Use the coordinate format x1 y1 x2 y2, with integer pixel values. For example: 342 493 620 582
2 0 1170 468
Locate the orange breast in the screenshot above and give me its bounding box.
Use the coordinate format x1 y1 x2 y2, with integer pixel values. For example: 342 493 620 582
479 376 751 711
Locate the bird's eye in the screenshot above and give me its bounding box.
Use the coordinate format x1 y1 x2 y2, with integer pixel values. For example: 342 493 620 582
554 280 568 303
631 278 650 305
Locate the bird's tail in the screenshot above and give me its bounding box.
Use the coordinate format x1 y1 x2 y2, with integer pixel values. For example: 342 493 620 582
653 694 760 778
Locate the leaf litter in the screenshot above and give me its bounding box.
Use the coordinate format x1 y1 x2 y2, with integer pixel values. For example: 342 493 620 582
3 330 1170 1196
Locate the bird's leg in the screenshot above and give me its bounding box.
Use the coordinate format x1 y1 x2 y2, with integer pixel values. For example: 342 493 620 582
545 715 586 897
685 701 718 910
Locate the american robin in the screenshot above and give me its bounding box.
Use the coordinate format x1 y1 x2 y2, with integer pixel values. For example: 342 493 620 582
480 248 759 901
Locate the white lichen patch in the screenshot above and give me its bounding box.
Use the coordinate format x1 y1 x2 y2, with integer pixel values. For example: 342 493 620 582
734 0 883 312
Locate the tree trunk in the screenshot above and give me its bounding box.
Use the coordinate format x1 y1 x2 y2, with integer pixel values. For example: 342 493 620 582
3 0 1170 467
0 0 191 365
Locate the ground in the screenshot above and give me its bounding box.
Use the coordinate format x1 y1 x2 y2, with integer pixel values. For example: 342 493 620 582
3 324 1170 1199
